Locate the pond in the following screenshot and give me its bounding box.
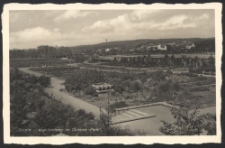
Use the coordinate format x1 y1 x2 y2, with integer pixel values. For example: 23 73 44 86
117 105 216 135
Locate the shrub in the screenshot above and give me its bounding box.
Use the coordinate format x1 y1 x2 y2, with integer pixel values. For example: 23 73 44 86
83 86 97 96
113 84 125 94
130 80 143 93
171 82 180 92
109 101 128 111
38 75 51 86
158 81 171 92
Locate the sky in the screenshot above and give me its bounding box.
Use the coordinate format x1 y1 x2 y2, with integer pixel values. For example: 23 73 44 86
9 9 215 49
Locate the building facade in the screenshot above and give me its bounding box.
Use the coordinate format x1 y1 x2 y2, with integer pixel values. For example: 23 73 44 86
92 83 114 97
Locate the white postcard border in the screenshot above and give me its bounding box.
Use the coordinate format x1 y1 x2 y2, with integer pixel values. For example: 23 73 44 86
2 3 222 145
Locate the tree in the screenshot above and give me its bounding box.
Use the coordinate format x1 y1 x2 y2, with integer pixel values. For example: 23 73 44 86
205 55 215 72
151 71 166 82
38 75 51 86
98 97 141 136
164 54 169 66
64 70 106 93
10 69 145 136
84 86 97 96
170 54 175 67
208 55 215 66
171 82 180 92
159 96 216 135
167 45 173 53
158 80 172 93
109 101 127 112
130 80 143 93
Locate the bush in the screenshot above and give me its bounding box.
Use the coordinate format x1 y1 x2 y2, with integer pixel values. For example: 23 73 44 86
158 81 171 92
83 86 97 96
171 82 180 92
124 94 132 100
65 83 74 92
130 80 143 93
109 101 128 111
113 84 125 94
38 75 51 86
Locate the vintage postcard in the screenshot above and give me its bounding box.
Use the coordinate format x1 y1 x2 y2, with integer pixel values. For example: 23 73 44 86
2 3 222 145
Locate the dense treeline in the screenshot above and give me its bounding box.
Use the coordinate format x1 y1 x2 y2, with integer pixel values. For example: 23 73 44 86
10 46 72 59
10 38 215 59
10 58 72 68
10 68 139 136
189 55 215 73
100 55 215 71
194 38 215 51
64 70 106 95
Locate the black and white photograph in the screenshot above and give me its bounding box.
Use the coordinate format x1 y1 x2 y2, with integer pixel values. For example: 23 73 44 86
2 3 222 144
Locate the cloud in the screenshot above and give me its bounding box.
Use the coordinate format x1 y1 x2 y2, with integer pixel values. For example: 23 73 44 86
82 12 197 34
9 27 68 48
54 10 92 21
130 9 161 20
11 27 57 41
156 15 196 30
82 10 161 33
9 10 214 49
54 28 60 32
199 13 209 19
82 14 130 33
9 26 101 48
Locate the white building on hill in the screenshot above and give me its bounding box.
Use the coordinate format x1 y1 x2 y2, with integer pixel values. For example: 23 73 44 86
185 43 195 49
157 44 167 51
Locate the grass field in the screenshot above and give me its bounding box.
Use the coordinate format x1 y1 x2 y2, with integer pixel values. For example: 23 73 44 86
192 90 216 107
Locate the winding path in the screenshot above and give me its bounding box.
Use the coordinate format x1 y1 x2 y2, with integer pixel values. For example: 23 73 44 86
19 67 105 118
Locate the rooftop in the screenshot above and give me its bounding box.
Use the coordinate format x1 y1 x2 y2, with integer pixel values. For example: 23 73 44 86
92 82 113 88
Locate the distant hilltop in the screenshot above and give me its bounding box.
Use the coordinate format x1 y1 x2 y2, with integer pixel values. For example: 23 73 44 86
67 37 215 53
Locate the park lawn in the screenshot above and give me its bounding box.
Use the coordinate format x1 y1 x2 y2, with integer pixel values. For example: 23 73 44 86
191 90 216 107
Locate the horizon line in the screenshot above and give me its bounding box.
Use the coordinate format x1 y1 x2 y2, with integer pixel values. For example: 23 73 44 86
10 37 215 50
